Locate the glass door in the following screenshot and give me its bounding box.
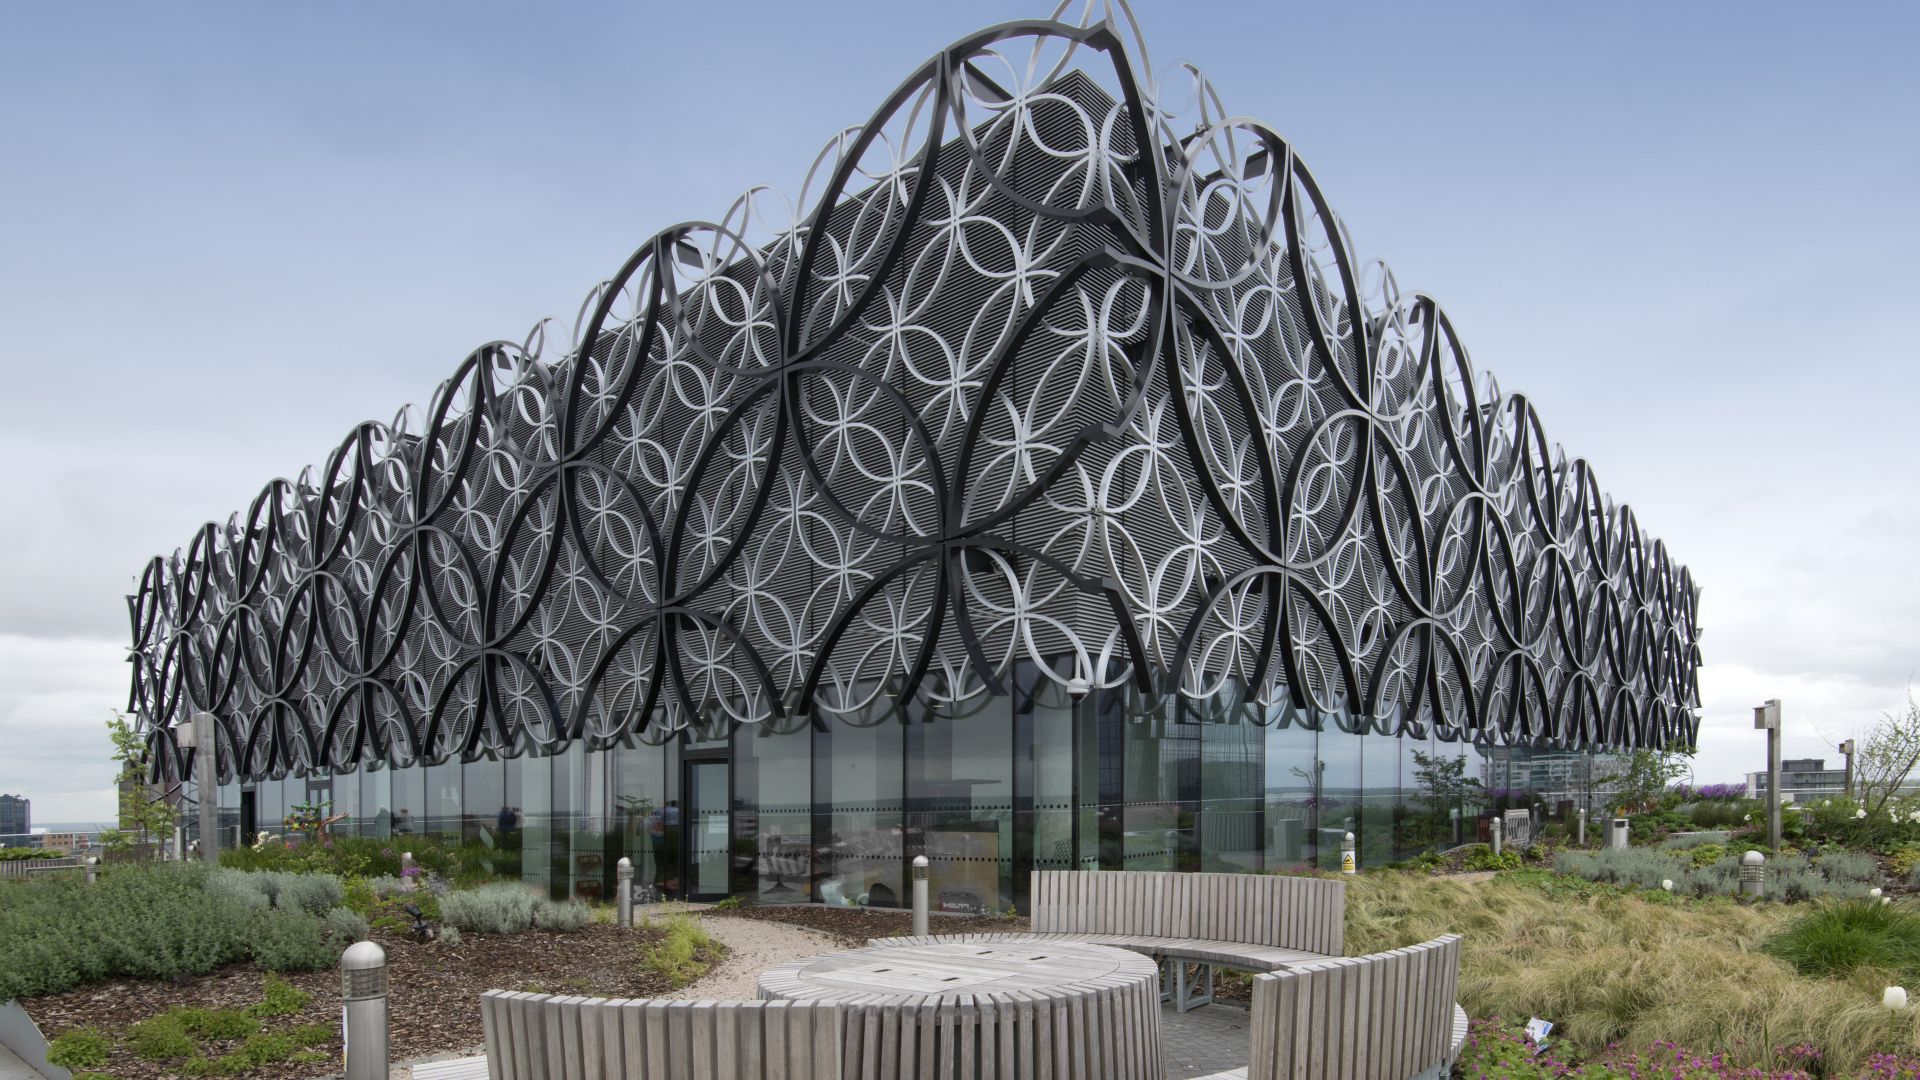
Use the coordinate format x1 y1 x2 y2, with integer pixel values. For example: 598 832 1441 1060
684 760 731 901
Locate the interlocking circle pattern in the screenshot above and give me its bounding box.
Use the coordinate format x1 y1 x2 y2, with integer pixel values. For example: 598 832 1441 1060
128 3 1700 785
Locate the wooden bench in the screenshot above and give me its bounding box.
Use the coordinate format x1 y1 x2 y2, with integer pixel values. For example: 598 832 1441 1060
884 870 1345 1011
1192 934 1466 1080
478 991 843 1080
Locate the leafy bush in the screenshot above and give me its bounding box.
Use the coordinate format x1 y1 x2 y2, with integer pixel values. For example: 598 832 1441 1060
1765 901 1920 982
45 1027 110 1069
205 868 343 915
127 1014 199 1061
1462 845 1522 872
1557 846 1873 900
219 833 517 886
533 898 591 932
245 909 338 972
1815 848 1881 884
1661 831 1732 850
324 906 371 943
440 925 464 947
440 883 537 935
0 847 70 861
1684 800 1762 830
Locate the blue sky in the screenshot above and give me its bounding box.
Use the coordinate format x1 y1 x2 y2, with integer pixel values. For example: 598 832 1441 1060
2 1 1915 819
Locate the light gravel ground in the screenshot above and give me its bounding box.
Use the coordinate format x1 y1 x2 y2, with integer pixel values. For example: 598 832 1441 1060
392 904 843 1076
652 910 842 1001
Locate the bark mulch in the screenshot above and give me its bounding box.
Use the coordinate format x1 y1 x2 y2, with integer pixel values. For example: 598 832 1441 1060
25 923 691 1080
716 903 1030 947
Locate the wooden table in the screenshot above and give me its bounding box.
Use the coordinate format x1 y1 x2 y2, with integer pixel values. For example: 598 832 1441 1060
758 939 1162 1079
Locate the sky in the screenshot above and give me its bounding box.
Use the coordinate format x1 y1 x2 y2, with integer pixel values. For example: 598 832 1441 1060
1 1 1915 821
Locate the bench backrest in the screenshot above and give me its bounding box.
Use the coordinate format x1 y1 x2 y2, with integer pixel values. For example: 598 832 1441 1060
479 991 842 1080
1029 870 1344 955
1247 934 1462 1080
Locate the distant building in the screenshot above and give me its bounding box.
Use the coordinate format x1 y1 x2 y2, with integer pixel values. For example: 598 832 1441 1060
1747 758 1847 802
0 793 28 844
35 832 90 855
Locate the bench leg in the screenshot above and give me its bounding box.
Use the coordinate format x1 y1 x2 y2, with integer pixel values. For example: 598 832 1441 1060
1159 957 1174 1004
1174 962 1215 1012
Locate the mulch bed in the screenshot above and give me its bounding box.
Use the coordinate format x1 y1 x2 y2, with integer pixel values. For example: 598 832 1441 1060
716 903 1029 947
25 923 689 1080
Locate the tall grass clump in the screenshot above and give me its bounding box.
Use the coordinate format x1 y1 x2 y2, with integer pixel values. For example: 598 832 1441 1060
439 883 537 935
639 914 718 988
1765 901 1920 982
1344 872 1920 1074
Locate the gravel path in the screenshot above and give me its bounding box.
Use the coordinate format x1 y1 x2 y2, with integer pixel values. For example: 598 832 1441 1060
655 910 843 1001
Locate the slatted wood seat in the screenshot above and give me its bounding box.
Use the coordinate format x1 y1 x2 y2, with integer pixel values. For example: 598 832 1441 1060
1247 933 1463 1080
478 991 843 1080
884 871 1345 1011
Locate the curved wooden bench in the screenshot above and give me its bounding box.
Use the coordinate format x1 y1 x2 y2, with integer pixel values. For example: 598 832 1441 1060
884 871 1345 1010
478 991 843 1079
1189 935 1467 1080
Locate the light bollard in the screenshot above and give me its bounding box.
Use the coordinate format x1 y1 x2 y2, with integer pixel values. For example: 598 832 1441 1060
84 856 98 886
616 857 634 929
341 941 389 1080
1490 815 1503 857
1739 850 1766 898
1576 807 1587 846
911 855 930 936
1340 831 1357 874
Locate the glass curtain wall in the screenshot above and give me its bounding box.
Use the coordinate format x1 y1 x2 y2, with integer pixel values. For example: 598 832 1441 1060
908 692 1014 915
813 700 904 908
732 724 810 904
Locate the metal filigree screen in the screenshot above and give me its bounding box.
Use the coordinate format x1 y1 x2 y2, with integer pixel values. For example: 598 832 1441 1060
127 7 1701 785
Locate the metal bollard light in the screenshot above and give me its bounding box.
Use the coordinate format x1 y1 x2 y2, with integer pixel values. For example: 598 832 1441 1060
84 856 98 886
1340 831 1357 874
911 855 930 936
1576 807 1587 847
342 941 389 1080
1739 850 1766 898
616 857 634 929
1490 815 1503 857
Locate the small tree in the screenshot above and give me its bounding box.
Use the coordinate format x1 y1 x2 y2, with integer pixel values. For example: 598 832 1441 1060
1412 749 1485 819
105 710 176 856
1856 691 1920 813
1598 749 1690 814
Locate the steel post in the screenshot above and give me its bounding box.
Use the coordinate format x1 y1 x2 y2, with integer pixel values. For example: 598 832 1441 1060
911 855 930 935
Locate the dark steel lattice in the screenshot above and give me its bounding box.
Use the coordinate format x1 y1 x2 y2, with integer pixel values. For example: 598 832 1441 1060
127 3 1701 785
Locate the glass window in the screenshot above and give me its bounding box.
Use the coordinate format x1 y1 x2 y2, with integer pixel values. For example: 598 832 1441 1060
1120 690 1198 872
518 750 554 897
733 722 810 904
1317 718 1361 871
613 740 667 897
1200 689 1264 872
1030 674 1078 874
331 769 360 838
1263 703 1318 871
391 764 425 841
424 761 462 839
909 691 1013 915
465 757 507 844
360 765 392 841
815 697 904 909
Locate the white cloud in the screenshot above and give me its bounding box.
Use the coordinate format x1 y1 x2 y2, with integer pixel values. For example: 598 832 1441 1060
0 634 128 823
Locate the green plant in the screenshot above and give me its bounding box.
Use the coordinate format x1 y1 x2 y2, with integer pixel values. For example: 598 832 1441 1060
249 974 313 1017
45 1027 110 1069
1765 900 1920 982
1461 844 1522 872
441 882 538 935
710 896 743 911
0 847 71 861
245 909 337 972
440 924 464 947
533 898 591 932
105 710 176 856
324 905 371 942
127 1014 198 1061
640 914 719 988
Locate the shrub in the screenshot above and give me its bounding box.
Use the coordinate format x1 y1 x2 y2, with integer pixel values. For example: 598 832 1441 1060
0 847 71 861
1463 845 1522 872
45 1028 110 1069
1815 848 1882 885
1765 900 1920 982
440 925 464 947
278 873 345 915
324 906 371 943
440 883 537 935
1661 831 1732 850
533 898 591 932
245 909 337 972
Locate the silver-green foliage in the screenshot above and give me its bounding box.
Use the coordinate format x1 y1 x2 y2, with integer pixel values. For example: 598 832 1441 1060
205 868 344 915
324 906 371 943
440 883 537 935
1556 846 1877 899
532 898 591 932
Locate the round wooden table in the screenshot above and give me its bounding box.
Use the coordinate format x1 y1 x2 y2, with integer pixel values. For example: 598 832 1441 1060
758 939 1162 1079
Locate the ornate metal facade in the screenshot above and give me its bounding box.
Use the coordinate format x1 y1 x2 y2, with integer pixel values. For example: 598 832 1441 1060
128 6 1701 786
